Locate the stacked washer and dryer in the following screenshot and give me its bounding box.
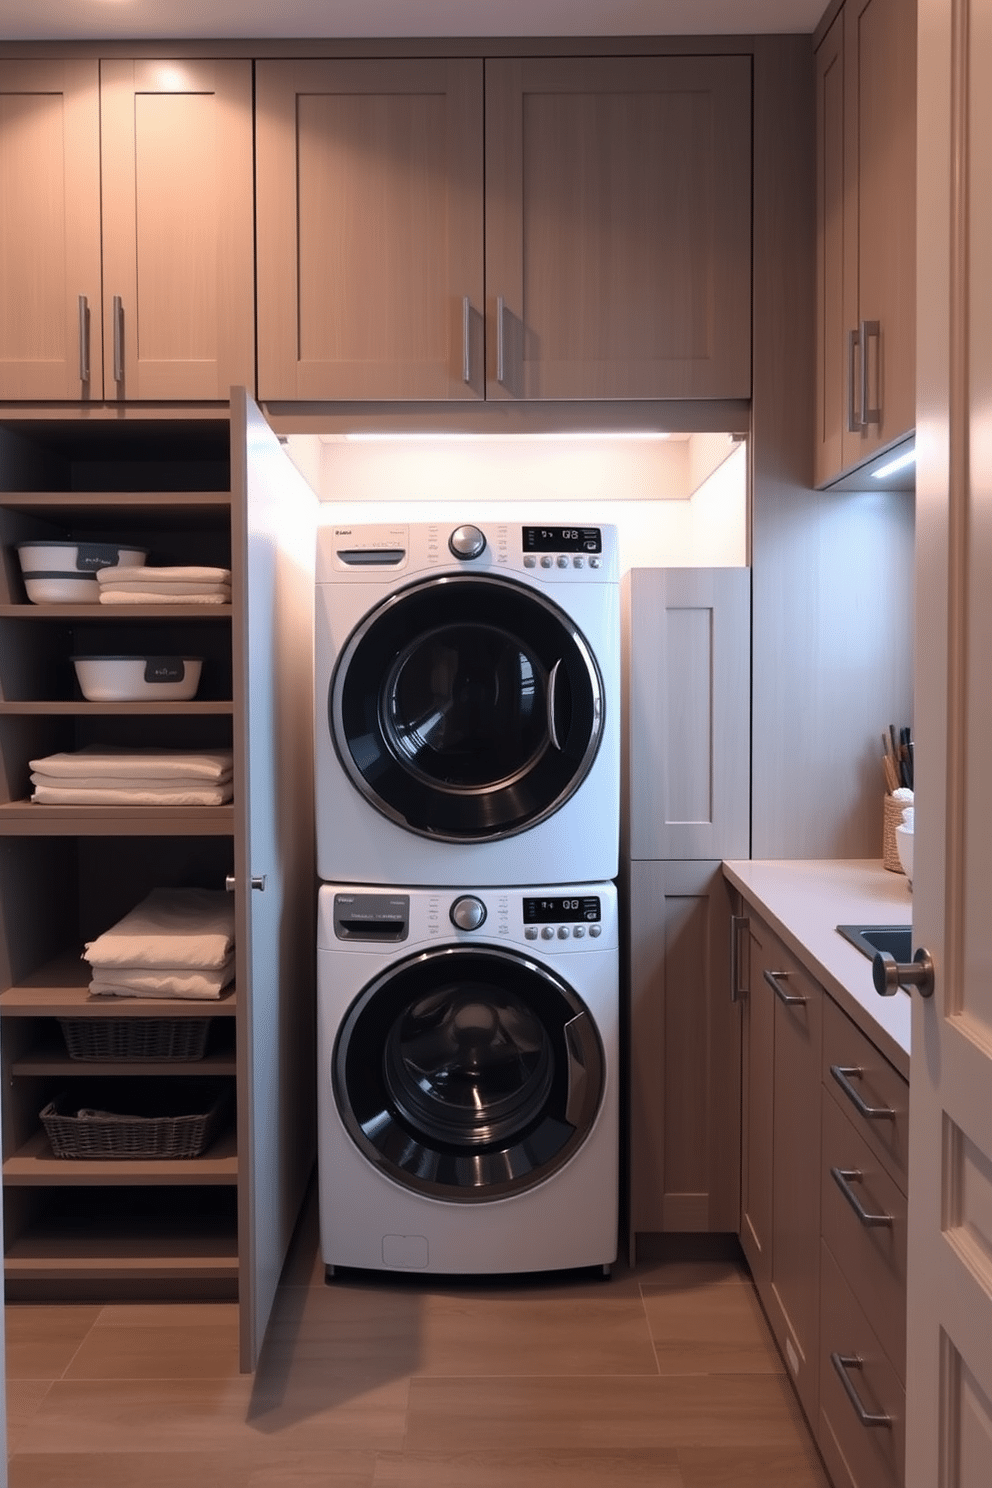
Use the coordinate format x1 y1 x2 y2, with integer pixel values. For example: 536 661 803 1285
314 520 621 1277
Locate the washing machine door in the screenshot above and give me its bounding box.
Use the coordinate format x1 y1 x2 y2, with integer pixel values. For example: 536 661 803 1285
333 945 605 1201
329 574 603 841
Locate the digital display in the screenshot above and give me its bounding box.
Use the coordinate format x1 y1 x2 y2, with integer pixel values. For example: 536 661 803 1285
522 527 602 554
523 896 601 924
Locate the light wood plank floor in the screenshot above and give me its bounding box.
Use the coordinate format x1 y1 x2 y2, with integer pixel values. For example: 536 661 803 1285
4 1188 831 1487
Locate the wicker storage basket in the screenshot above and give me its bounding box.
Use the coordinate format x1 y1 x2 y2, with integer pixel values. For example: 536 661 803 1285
883 793 906 873
58 1018 209 1062
40 1080 231 1160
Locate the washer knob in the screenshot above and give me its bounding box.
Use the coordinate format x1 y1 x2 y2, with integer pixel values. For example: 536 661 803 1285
449 524 486 560
450 895 487 931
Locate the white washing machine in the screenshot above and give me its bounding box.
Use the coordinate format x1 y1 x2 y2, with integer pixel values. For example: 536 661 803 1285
315 520 620 886
317 880 619 1276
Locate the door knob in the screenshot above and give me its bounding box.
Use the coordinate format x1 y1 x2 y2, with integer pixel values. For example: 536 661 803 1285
872 947 934 998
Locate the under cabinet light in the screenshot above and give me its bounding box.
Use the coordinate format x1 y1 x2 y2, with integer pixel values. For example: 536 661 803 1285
871 448 917 479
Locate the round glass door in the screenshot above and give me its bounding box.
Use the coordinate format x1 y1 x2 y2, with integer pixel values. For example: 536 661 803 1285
333 945 605 1201
329 575 603 841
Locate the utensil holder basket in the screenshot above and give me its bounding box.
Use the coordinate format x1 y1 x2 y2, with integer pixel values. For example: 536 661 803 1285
883 793 906 873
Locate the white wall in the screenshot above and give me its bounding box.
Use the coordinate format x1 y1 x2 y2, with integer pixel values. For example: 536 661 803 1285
284 431 747 573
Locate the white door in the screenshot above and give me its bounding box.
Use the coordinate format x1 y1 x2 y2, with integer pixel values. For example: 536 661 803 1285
231 390 318 1370
907 1 992 1479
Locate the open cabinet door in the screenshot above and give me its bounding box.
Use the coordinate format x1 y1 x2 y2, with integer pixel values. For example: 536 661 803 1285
907 2 992 1480
230 389 318 1372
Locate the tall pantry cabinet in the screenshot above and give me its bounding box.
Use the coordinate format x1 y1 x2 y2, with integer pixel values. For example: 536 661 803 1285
0 391 317 1372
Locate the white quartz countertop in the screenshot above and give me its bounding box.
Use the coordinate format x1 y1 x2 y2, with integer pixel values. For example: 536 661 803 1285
721 858 912 1079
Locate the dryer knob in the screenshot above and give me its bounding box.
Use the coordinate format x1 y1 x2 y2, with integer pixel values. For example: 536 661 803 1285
450 895 487 931
449 524 487 560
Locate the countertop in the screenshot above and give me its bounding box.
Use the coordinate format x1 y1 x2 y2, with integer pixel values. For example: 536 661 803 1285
721 858 912 1079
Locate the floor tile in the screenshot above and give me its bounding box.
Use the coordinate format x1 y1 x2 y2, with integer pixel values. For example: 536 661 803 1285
4 1306 101 1380
64 1302 240 1380
372 1447 685 1487
404 1372 818 1452
641 1280 784 1374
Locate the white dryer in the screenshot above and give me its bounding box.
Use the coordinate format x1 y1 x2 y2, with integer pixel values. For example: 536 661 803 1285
317 880 619 1276
315 520 619 886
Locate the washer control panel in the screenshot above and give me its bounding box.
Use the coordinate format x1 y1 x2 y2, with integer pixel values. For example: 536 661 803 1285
319 885 617 953
523 894 602 941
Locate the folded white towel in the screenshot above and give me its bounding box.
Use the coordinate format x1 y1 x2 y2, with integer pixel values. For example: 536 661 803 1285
97 582 231 596
98 590 231 606
96 566 232 586
31 770 232 792
89 955 235 1001
29 746 234 783
32 783 232 806
84 888 235 971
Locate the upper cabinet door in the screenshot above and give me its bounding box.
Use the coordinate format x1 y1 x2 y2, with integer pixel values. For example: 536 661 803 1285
815 0 916 485
484 56 752 401
255 59 485 402
0 61 102 401
100 60 256 402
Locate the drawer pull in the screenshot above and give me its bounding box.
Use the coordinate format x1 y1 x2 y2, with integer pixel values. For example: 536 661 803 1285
830 1166 893 1227
831 1352 892 1428
830 1064 895 1120
763 968 807 1006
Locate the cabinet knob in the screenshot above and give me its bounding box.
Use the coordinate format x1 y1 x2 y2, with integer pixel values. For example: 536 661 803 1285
225 874 266 892
872 947 934 998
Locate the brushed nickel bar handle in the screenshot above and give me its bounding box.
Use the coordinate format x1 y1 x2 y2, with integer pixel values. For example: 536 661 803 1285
862 318 881 424
462 296 471 384
830 1353 892 1428
847 325 862 431
112 294 124 385
829 1064 895 1120
496 295 506 385
78 295 90 384
763 968 807 1006
830 1167 893 1228
730 914 749 1003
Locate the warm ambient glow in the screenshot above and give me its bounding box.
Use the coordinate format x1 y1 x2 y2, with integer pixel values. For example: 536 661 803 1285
340 430 674 442
871 447 917 479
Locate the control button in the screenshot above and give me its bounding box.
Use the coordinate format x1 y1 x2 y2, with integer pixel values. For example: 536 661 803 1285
525 926 538 939
573 925 586 938
449 525 486 560
450 895 487 931
557 555 569 568
589 923 603 937
557 925 569 939
524 555 537 568
541 925 555 939
573 556 585 568
590 556 602 569
540 555 554 569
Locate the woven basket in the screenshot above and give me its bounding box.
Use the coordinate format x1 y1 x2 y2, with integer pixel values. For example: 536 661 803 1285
40 1080 231 1160
58 1018 209 1063
883 793 906 873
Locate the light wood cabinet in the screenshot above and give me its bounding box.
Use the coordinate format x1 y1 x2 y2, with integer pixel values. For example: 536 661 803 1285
256 54 752 403
814 0 916 485
627 860 741 1246
745 914 823 1427
0 393 316 1370
0 60 255 404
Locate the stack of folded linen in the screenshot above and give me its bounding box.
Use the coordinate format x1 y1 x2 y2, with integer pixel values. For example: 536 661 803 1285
29 745 234 806
83 887 235 999
96 565 232 605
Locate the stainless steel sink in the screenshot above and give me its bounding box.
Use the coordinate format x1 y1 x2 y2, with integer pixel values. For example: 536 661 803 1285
836 923 912 962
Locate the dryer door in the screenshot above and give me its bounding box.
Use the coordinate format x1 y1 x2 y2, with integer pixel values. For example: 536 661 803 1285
329 574 603 840
333 944 605 1201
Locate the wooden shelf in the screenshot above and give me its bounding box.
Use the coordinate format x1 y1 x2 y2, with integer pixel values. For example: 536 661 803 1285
4 1124 238 1185
0 700 233 716
1 955 236 1017
11 1034 237 1078
0 604 232 620
0 800 235 834
0 491 231 513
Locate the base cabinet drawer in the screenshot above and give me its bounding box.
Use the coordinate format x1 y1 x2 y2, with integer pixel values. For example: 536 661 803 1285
821 1087 907 1378
819 1241 905 1488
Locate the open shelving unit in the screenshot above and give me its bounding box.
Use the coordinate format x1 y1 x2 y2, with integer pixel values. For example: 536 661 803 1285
0 417 242 1297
